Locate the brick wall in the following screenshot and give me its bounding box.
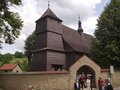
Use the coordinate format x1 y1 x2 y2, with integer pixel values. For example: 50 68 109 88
112 71 120 87
0 71 69 90
101 70 120 88
0 56 120 90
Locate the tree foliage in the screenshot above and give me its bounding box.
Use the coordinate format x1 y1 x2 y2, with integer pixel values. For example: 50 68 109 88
0 0 23 48
0 53 13 65
21 60 28 71
15 51 24 58
24 31 36 62
90 0 120 69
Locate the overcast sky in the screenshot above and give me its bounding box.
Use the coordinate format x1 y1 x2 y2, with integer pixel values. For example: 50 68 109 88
0 0 110 54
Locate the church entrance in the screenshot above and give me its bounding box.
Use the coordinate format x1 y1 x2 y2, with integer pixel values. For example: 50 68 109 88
77 65 96 88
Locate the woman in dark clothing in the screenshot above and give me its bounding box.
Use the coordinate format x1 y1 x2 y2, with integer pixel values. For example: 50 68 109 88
79 72 85 90
104 79 113 90
74 80 81 90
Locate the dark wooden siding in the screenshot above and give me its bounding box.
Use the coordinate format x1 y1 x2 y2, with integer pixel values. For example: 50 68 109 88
47 31 64 51
66 52 76 69
63 38 84 69
46 51 65 70
47 18 62 34
29 51 47 71
45 17 64 70
34 32 47 50
35 18 47 34
63 40 74 52
66 52 83 69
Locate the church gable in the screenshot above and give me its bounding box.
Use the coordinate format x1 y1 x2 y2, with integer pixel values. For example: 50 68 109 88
69 55 101 75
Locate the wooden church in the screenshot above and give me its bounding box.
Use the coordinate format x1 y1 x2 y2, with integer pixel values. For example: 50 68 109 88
29 7 92 71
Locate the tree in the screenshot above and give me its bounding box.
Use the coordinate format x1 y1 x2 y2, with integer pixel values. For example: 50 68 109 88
0 0 23 48
15 51 24 58
0 53 13 65
21 60 28 71
90 0 120 69
24 31 36 69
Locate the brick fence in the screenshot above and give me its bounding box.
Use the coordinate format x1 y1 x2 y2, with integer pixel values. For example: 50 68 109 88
0 71 69 90
0 56 120 90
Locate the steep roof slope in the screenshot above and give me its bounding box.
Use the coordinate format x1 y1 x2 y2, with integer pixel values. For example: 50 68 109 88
62 25 92 53
37 8 62 22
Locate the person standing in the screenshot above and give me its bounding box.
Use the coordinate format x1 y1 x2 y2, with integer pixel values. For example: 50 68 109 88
74 80 81 90
86 76 91 90
98 77 103 90
104 79 113 90
79 72 85 90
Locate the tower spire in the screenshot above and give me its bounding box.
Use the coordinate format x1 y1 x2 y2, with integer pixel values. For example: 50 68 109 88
78 15 81 28
48 1 50 8
78 15 83 33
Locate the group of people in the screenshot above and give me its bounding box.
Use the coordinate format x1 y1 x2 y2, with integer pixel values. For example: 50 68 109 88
98 77 113 90
74 72 91 90
74 72 113 90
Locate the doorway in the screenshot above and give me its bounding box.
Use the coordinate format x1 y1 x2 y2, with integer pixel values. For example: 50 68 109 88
77 65 96 87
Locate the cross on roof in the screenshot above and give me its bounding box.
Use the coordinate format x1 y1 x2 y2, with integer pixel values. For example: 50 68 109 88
48 1 50 8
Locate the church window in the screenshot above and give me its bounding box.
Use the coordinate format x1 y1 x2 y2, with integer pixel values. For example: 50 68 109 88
51 64 63 71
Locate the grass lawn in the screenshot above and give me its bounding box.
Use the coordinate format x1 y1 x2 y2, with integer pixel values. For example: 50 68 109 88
10 57 27 63
0 57 28 71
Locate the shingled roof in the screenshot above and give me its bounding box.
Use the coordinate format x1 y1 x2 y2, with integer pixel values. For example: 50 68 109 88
0 64 18 71
62 25 92 53
37 8 62 22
